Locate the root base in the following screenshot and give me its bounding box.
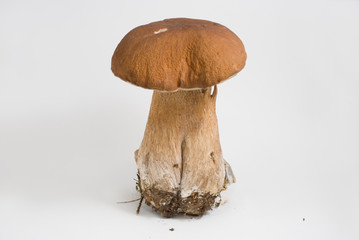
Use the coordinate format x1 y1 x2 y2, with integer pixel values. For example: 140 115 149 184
143 188 221 217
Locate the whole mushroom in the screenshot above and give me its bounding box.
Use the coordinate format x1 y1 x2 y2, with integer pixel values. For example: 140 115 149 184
111 18 246 217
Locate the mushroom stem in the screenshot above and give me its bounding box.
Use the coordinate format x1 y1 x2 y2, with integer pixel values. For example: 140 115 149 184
135 86 232 217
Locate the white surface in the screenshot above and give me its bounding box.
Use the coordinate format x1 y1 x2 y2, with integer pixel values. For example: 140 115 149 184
1 0 359 239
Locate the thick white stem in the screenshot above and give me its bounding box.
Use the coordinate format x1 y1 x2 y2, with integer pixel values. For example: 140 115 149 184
135 86 228 216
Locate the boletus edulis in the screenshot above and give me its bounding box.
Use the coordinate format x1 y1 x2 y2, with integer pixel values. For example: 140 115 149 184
111 18 246 217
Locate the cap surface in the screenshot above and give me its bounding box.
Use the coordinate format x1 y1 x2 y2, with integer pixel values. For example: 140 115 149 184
111 18 246 91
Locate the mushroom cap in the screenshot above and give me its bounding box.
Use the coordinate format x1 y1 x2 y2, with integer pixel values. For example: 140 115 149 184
111 18 247 91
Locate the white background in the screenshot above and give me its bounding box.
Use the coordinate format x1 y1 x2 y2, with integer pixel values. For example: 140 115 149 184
1 0 359 239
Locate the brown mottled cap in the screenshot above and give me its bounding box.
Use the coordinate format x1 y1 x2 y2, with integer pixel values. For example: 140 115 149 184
111 18 246 91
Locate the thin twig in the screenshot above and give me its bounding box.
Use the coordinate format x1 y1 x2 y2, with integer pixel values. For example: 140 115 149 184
117 198 142 204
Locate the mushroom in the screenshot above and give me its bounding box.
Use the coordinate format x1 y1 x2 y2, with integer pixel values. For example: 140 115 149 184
111 18 246 217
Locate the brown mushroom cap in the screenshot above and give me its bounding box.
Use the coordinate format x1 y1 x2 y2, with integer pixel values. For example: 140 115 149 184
111 18 246 91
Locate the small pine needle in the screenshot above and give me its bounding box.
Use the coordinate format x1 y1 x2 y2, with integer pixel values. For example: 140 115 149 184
136 196 144 214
